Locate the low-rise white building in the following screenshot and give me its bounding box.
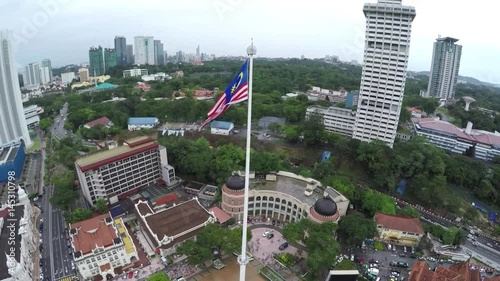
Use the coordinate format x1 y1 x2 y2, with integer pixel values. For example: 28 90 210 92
210 121 234 135
0 188 37 281
70 214 138 280
306 105 356 137
134 198 216 256
142 73 170 82
23 105 43 129
412 117 500 161
127 117 159 131
123 69 148 78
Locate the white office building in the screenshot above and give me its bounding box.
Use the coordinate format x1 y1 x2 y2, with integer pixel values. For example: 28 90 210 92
61 72 76 84
427 37 462 100
74 136 176 206
0 30 32 147
306 105 356 137
134 36 155 65
353 0 416 147
123 68 148 78
24 63 41 86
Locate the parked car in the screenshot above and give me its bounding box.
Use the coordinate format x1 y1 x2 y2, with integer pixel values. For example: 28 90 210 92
267 233 274 240
279 242 289 251
262 231 271 237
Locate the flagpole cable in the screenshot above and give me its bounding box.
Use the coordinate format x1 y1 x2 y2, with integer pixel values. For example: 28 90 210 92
239 39 257 281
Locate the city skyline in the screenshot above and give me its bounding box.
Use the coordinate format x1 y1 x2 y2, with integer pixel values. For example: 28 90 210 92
0 0 497 83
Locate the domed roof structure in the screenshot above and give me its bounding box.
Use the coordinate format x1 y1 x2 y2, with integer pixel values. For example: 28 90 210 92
313 197 338 216
225 174 245 190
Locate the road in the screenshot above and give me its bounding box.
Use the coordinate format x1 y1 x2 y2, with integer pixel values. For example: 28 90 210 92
41 184 74 281
51 102 70 140
463 240 500 270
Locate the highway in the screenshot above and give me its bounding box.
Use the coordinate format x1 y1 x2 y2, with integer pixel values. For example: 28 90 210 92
463 240 500 270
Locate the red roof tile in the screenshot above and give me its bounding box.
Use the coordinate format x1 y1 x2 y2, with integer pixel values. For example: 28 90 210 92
409 261 482 281
209 206 231 224
155 193 178 206
374 212 424 234
70 214 117 254
85 117 111 128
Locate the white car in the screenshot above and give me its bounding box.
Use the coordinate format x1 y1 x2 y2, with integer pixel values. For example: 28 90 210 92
350 254 354 261
263 231 271 237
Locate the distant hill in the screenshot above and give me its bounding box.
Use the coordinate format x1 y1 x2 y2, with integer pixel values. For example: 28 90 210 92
411 71 500 88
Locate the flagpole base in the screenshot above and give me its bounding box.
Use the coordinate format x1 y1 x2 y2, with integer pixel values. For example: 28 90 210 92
237 255 249 266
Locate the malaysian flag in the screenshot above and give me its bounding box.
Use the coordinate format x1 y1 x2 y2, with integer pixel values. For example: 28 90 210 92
198 60 249 131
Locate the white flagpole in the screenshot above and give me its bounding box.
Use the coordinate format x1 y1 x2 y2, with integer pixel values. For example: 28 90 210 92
238 39 257 281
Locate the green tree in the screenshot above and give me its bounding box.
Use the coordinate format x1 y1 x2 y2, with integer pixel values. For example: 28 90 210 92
398 206 420 218
147 272 171 281
312 158 336 182
94 199 108 214
302 113 325 146
360 190 396 216
65 208 93 223
338 214 377 245
39 118 53 131
50 169 78 210
250 151 284 174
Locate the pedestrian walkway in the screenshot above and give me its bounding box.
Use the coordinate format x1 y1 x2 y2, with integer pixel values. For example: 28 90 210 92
33 205 42 281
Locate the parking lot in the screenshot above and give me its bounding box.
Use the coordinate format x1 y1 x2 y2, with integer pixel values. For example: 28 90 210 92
350 243 439 281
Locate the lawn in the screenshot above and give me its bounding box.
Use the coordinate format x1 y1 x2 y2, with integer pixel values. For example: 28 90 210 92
26 140 41 153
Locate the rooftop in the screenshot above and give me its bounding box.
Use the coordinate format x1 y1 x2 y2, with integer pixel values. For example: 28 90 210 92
85 117 112 128
70 213 118 255
0 142 22 164
209 206 231 224
114 219 135 255
95 83 117 90
211 120 234 130
0 206 24 280
250 174 323 207
135 198 213 247
128 117 159 125
375 212 424 235
413 117 500 146
75 136 158 172
408 261 500 281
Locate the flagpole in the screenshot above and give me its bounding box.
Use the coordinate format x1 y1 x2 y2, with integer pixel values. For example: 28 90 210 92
238 39 256 281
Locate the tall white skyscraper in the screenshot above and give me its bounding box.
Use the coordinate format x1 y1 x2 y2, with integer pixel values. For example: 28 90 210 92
24 62 41 86
427 37 462 100
40 66 51 84
0 30 32 147
134 36 155 65
41 58 53 81
353 0 416 147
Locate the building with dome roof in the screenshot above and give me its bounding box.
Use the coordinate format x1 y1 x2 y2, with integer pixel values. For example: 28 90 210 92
221 171 349 224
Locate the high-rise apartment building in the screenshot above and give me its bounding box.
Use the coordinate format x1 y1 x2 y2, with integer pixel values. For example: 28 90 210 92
114 36 127 66
40 66 51 84
89 46 105 76
154 40 164 65
79 68 89 82
126 44 134 65
427 36 462 100
41 58 52 81
24 63 41 86
104 48 117 73
353 0 416 147
134 36 155 65
0 30 32 147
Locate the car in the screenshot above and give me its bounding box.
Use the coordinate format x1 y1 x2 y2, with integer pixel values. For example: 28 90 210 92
350 254 355 261
404 246 407 253
369 259 379 264
399 253 406 258
279 242 289 251
263 231 271 237
369 263 379 269
410 254 417 259
267 233 274 240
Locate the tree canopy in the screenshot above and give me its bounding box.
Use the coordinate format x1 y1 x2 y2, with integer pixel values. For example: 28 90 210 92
337 213 377 246
282 219 339 279
176 224 252 265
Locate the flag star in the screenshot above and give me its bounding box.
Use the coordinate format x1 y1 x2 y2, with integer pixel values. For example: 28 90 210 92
231 84 237 93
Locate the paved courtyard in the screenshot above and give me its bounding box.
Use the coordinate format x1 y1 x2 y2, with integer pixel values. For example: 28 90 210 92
249 227 300 262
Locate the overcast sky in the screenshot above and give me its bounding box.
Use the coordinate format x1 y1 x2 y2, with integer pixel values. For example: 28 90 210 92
1 0 498 83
